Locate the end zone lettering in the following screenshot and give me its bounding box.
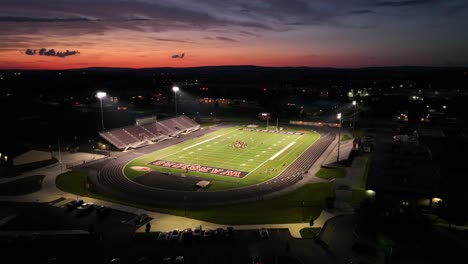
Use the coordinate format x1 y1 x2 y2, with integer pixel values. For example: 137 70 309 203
149 160 249 178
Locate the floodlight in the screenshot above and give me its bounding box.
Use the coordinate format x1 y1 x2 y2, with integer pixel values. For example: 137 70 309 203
97 92 106 99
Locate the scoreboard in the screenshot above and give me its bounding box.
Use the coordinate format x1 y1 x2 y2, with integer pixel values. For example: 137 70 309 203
258 113 271 120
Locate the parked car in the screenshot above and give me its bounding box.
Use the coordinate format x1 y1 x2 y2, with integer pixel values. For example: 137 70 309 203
174 256 184 264
77 202 94 212
193 225 202 237
226 226 234 238
158 231 169 241
170 229 180 240
259 228 269 239
182 228 192 242
108 258 121 263
160 257 172 264
65 199 84 209
203 229 214 240
251 256 262 264
135 257 151 264
215 228 225 238
96 205 110 216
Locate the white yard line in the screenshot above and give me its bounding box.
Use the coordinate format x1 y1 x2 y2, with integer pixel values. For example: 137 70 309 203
269 141 296 160
182 135 222 150
243 157 272 178
161 128 239 161
243 136 299 178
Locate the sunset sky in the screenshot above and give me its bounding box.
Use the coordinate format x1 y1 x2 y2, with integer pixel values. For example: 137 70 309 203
1 0 468 69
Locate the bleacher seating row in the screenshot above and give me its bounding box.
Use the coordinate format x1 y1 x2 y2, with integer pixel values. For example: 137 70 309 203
99 115 200 151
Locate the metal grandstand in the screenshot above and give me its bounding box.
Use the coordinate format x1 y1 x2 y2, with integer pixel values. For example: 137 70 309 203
99 115 200 151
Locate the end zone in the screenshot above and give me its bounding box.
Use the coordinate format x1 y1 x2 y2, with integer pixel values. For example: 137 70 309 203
149 160 249 178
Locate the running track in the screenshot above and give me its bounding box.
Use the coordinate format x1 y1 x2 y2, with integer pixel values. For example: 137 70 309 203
86 125 335 207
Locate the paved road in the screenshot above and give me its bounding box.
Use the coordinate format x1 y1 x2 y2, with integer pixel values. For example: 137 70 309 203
319 215 358 264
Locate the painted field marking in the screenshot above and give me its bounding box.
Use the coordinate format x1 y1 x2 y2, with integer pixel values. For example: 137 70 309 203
183 135 222 150
269 141 296 160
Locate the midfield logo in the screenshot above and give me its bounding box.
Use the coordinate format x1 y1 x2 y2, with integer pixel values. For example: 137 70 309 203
241 128 303 135
149 160 249 178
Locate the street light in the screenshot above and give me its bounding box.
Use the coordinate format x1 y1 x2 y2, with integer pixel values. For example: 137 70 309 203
337 112 342 163
352 100 356 137
172 86 179 116
96 91 106 131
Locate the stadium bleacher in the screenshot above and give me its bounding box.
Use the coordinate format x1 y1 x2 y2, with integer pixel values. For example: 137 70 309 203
99 115 200 151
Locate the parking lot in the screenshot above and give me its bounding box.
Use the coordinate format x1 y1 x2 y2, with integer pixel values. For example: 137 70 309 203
0 201 334 264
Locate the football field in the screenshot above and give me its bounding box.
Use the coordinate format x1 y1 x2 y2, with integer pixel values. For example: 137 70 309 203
124 126 319 190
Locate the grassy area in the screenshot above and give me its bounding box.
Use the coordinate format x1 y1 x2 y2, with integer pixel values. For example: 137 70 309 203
341 134 353 141
56 171 332 224
56 171 90 196
361 156 371 188
315 168 346 180
124 126 319 191
352 128 367 138
300 227 322 238
352 189 368 208
0 175 45 195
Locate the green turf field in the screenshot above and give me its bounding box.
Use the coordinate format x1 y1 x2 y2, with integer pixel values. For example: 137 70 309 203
124 126 319 190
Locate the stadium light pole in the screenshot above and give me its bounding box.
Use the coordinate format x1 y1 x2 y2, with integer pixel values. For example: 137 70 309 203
352 100 356 137
172 86 179 116
337 112 342 163
96 91 106 131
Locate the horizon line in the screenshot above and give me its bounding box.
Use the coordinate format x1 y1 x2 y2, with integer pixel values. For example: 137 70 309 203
1 64 467 71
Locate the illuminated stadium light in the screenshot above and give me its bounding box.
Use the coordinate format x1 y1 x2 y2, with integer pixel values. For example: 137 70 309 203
352 101 357 136
366 189 376 198
96 91 106 99
96 91 106 131
336 112 342 163
172 86 180 116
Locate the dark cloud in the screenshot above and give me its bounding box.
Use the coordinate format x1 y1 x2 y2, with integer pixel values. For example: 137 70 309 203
376 0 436 7
239 30 259 36
0 16 92 23
25 48 80 58
150 37 192 43
171 53 185 59
0 0 466 55
125 18 150 22
25 48 36 55
216 36 237 42
350 9 375 15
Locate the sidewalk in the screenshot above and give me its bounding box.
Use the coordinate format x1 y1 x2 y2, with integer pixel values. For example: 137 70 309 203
335 155 368 190
135 208 340 238
0 152 107 185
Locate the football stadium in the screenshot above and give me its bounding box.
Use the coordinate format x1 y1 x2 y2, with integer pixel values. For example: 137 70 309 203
86 115 336 207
